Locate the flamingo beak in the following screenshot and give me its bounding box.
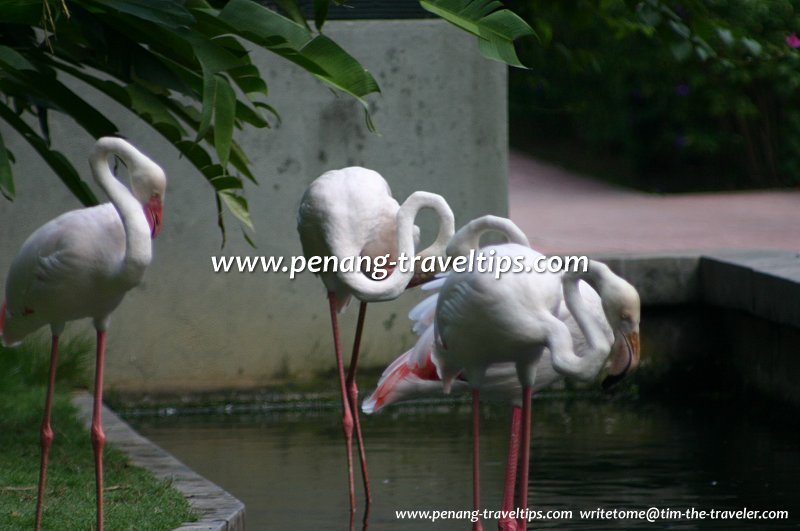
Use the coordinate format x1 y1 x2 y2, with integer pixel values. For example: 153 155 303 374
144 195 163 239
601 330 640 390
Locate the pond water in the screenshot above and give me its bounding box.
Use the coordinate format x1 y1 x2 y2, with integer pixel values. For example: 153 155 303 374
128 397 799 530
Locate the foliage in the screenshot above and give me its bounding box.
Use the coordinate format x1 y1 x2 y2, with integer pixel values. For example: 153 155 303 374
0 338 194 529
0 334 92 390
511 0 800 191
420 0 537 66
0 0 533 245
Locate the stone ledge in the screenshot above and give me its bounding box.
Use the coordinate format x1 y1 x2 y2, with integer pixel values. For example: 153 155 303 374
591 252 703 305
72 393 245 531
592 250 800 329
700 250 800 329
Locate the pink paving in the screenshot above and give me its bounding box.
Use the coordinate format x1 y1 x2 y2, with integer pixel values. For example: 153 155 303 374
508 151 800 254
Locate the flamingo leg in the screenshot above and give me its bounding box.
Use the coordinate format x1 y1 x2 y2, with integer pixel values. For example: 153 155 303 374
472 389 484 531
328 292 356 516
347 301 371 505
498 405 522 531
34 334 59 531
91 330 108 531
517 387 533 531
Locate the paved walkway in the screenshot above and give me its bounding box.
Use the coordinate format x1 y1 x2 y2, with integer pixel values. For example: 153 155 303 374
508 151 800 254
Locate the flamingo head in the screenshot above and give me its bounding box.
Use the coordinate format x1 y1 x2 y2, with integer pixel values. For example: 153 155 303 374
574 261 642 390
599 272 641 390
130 162 166 239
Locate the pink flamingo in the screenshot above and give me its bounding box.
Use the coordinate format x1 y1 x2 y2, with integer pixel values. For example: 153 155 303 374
365 225 640 531
0 137 166 531
297 167 454 514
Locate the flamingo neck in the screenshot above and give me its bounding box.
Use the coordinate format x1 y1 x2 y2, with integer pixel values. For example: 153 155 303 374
446 215 529 257
333 191 453 302
89 138 152 282
405 191 455 261
561 274 612 379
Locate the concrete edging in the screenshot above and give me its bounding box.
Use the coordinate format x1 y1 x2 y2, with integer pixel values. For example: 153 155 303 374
597 249 800 407
595 249 800 326
72 393 245 531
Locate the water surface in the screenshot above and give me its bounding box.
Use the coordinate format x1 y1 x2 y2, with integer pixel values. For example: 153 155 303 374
129 397 799 529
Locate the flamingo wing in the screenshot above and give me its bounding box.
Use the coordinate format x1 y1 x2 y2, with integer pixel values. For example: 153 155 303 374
3 205 126 345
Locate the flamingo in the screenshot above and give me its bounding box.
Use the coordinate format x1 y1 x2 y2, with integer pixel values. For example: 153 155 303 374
296 167 454 515
365 237 640 531
437 246 640 531
363 272 640 531
0 137 166 531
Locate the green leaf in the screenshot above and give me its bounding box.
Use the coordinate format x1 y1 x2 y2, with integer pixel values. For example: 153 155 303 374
419 0 536 67
314 0 329 32
272 0 310 30
667 20 690 39
0 45 36 71
228 142 257 184
0 130 15 200
210 176 243 191
189 32 247 75
236 100 270 128
220 190 254 230
740 37 762 57
241 227 257 248
125 85 186 141
218 0 380 127
32 78 120 138
299 35 380 129
228 64 269 99
84 0 195 29
219 0 311 50
301 35 380 98
57 63 183 144
716 27 734 47
197 71 215 141
213 74 236 167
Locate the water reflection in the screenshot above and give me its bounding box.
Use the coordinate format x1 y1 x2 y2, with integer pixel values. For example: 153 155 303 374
128 398 800 529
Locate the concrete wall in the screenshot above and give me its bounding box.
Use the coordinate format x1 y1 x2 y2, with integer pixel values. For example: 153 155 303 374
597 250 800 407
0 20 509 392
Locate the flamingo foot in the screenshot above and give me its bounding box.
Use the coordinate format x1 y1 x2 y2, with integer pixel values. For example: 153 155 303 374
517 387 533 531
347 380 371 505
471 389 482 531
34 422 54 531
92 329 107 531
347 301 371 506
498 405 522 531
329 292 357 515
34 334 60 531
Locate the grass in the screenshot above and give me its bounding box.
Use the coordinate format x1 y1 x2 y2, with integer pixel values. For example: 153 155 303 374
0 335 195 530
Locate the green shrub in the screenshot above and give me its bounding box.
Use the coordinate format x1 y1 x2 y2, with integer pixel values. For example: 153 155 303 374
511 0 800 190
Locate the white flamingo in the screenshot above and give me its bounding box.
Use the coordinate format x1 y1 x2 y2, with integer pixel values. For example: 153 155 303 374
0 137 166 531
364 276 639 530
296 167 454 513
365 234 640 531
